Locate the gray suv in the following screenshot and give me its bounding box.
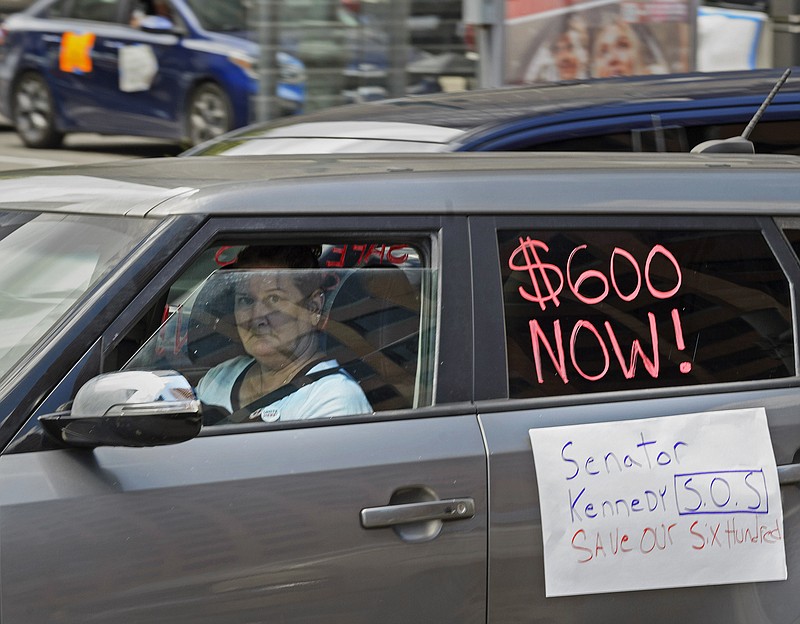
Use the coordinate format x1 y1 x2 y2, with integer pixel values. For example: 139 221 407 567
0 150 798 622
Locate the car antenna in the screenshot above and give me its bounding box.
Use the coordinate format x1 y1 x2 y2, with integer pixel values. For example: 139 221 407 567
691 67 792 154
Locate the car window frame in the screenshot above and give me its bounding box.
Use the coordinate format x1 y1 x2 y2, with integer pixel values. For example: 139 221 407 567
469 213 800 407
126 243 436 418
11 214 474 449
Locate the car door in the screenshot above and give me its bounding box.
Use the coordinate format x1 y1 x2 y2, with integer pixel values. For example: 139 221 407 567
67 0 186 136
87 0 185 135
42 0 183 134
36 0 127 129
0 215 487 624
470 213 800 622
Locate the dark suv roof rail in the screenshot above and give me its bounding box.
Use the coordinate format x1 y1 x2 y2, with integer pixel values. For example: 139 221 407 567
691 68 792 154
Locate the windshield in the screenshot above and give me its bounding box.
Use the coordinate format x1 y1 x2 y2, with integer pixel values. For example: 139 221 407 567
184 0 247 32
0 211 158 383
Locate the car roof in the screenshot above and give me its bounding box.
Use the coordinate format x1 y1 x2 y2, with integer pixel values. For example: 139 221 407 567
2 152 800 218
183 68 800 154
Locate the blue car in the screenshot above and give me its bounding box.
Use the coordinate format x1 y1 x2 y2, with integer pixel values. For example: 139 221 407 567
183 68 800 156
0 0 306 148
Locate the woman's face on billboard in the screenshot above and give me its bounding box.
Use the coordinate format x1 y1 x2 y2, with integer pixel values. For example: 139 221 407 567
592 21 639 78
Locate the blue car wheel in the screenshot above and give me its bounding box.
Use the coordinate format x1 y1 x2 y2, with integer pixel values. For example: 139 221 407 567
12 71 64 149
187 81 233 146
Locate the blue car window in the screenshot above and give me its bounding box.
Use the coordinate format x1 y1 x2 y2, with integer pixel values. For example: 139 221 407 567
70 0 119 22
183 0 245 32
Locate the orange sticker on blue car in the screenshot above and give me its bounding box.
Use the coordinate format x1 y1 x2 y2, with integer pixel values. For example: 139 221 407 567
59 32 95 74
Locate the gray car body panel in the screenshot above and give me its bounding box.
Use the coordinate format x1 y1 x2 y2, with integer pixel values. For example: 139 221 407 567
480 387 800 623
0 152 798 218
0 416 487 623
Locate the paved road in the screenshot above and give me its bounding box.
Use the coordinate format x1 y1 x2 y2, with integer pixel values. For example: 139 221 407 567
0 120 183 172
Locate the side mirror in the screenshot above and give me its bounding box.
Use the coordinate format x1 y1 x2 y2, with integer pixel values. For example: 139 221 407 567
139 15 177 34
39 370 201 448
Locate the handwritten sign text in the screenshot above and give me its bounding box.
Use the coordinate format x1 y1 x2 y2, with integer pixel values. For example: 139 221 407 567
509 236 691 385
529 408 786 596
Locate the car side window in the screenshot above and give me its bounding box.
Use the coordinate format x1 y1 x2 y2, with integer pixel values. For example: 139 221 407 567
41 0 69 17
124 241 436 424
129 0 175 27
69 0 119 22
529 120 800 155
498 228 793 398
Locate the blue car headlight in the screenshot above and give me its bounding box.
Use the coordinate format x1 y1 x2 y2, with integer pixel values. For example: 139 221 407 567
228 51 258 80
229 51 306 86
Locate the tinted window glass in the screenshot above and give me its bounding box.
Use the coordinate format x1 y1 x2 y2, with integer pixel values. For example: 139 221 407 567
530 120 800 154
126 241 436 421
532 126 688 152
499 229 793 398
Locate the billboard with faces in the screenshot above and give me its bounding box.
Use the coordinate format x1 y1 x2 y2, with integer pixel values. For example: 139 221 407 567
505 0 697 84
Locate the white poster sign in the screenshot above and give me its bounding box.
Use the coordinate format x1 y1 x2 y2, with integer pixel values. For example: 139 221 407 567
119 44 158 92
529 407 786 597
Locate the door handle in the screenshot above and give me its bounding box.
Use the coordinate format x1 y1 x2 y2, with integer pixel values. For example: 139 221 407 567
778 463 800 485
360 498 475 529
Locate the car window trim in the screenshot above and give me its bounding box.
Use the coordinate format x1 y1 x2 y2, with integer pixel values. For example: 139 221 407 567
195 401 479 437
100 214 474 422
474 376 800 416
762 215 800 370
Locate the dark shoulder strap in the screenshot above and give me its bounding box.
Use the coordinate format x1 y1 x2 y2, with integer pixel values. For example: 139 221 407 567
227 362 343 423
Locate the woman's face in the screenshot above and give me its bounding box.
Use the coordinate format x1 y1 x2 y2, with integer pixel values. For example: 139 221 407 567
592 23 637 78
553 32 585 80
233 270 321 368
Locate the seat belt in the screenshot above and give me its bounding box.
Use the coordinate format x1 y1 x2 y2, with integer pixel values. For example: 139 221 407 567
226 361 343 424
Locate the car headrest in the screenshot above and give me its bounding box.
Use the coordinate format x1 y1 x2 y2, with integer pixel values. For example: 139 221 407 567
186 271 246 367
325 267 421 409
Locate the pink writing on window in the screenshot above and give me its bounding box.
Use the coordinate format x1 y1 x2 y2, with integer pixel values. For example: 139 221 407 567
510 236 690 383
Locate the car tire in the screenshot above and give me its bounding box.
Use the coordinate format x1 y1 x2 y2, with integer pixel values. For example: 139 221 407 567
12 72 64 149
186 82 233 146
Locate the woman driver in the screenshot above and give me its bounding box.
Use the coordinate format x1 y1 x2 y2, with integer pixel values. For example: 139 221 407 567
196 245 372 423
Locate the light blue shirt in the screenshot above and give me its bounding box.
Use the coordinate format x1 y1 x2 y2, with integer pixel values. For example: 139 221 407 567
196 356 372 422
